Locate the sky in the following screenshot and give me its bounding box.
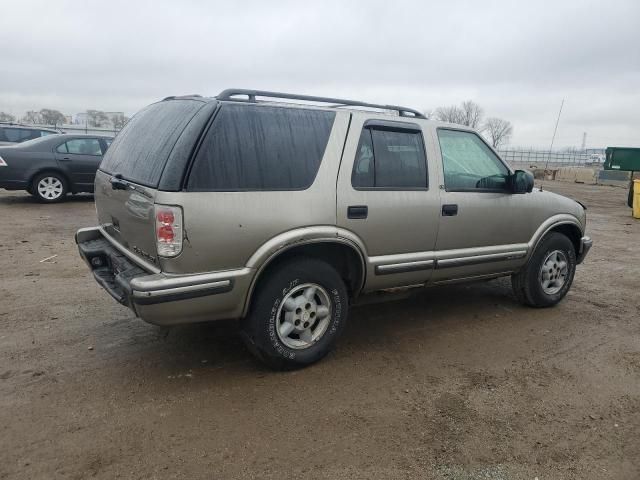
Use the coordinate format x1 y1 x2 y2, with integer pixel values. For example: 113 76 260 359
1 0 639 149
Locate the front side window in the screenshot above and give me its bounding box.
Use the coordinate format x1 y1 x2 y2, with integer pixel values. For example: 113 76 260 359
64 138 103 156
187 104 335 191
438 129 509 191
352 127 427 189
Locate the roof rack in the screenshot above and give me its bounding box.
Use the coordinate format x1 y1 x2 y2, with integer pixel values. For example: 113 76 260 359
162 94 203 101
216 89 426 119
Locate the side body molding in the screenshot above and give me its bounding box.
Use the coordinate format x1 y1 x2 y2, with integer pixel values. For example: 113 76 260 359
240 214 584 317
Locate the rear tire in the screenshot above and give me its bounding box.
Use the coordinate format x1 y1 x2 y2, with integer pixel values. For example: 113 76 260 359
511 232 576 308
242 257 349 370
32 172 67 203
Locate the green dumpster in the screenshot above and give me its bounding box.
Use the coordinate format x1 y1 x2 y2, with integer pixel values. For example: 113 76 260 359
604 147 640 207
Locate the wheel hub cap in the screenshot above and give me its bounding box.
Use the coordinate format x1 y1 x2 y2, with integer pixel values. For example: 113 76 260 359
37 177 63 200
275 283 332 350
539 250 569 295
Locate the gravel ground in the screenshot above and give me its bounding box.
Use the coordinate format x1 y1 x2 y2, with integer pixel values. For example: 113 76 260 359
0 181 638 480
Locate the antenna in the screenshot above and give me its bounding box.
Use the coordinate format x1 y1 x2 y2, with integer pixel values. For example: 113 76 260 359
541 99 564 191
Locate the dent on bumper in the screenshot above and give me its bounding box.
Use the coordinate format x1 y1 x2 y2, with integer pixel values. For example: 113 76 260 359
577 236 593 264
76 226 254 325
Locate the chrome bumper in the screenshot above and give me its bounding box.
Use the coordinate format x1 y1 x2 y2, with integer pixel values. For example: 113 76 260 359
577 236 593 264
75 226 253 325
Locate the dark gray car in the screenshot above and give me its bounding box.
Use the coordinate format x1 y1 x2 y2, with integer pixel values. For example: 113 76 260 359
0 134 112 202
0 124 60 145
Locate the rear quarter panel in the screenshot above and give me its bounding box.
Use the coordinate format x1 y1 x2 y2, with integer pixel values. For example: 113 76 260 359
154 111 351 275
0 148 58 187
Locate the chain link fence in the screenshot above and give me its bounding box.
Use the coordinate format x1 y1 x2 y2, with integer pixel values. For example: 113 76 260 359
498 149 604 168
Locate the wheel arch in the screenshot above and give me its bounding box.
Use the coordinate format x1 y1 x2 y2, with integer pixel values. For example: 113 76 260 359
528 215 583 259
242 237 367 317
29 168 70 191
547 223 582 254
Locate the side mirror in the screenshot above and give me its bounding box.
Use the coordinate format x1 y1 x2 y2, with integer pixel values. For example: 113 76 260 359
510 170 534 194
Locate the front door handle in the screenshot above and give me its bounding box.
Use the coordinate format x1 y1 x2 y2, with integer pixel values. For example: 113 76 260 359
442 204 458 216
59 157 71 161
347 205 368 219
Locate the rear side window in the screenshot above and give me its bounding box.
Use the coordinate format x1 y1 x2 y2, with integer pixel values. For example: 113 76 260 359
56 138 102 155
100 100 204 187
352 127 427 189
187 104 335 191
1 128 33 143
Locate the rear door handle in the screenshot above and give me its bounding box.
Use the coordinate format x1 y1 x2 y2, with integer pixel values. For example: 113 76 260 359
59 157 71 161
442 204 458 216
347 205 368 219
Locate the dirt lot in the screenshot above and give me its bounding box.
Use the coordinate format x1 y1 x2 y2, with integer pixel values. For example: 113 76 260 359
0 181 638 480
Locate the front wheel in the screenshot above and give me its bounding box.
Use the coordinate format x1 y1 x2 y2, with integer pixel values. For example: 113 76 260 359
242 258 349 370
511 232 577 307
32 172 67 203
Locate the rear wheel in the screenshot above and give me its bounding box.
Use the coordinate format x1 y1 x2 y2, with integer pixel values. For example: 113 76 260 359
511 232 576 307
32 172 67 203
242 257 349 370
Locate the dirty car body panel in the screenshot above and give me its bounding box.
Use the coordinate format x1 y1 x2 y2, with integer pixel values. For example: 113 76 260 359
76 91 591 329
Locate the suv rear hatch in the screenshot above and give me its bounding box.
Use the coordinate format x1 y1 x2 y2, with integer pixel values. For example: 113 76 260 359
95 98 212 268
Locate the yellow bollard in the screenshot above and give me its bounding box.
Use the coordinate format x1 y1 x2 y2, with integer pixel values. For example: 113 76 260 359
634 179 640 219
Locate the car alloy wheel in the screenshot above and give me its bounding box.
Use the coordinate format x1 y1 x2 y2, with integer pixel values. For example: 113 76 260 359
37 176 64 201
538 249 569 295
275 282 332 349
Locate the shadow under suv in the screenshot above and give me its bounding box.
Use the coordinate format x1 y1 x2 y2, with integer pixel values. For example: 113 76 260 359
76 89 592 369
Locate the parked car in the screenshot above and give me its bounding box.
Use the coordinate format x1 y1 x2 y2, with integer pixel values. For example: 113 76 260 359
0 134 112 202
75 89 592 369
0 123 60 145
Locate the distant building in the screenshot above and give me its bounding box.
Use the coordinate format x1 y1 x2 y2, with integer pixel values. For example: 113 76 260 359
73 112 88 125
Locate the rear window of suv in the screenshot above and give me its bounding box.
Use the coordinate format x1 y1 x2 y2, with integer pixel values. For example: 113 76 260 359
100 100 204 187
187 104 335 191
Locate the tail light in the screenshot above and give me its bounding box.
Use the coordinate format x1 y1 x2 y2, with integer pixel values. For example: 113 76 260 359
155 204 183 257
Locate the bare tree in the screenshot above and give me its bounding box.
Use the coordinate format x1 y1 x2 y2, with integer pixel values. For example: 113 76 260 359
86 110 109 128
22 111 42 124
39 109 66 126
110 113 130 130
434 105 464 124
435 100 485 128
0 112 16 122
483 117 513 148
459 100 484 129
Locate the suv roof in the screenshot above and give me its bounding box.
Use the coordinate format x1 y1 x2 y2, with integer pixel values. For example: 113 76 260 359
162 88 426 119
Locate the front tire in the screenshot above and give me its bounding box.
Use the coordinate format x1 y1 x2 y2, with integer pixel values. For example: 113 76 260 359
511 232 577 307
242 257 349 370
32 172 67 203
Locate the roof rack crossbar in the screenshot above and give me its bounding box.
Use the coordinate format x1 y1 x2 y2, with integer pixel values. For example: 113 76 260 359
216 89 426 119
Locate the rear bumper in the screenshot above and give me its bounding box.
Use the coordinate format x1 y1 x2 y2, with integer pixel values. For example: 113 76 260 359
75 227 253 325
577 235 593 264
0 179 28 190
